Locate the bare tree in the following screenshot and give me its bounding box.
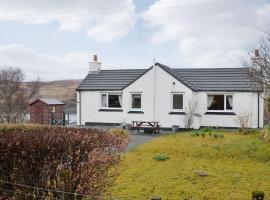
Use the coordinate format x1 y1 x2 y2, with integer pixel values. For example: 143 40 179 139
0 66 40 123
234 113 250 132
243 29 270 90
185 101 197 129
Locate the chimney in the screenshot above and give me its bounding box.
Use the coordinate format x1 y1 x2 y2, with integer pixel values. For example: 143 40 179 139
89 54 101 73
254 49 260 57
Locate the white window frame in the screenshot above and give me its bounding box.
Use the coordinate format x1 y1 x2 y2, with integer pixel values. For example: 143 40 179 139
100 92 122 109
207 93 233 112
130 92 142 111
171 92 184 111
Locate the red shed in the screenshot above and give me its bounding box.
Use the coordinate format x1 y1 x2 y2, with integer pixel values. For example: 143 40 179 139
30 98 65 124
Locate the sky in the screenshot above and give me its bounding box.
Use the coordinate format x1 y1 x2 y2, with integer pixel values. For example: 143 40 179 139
0 0 269 81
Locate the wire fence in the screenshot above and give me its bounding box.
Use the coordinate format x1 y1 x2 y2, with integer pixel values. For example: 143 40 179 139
0 179 104 200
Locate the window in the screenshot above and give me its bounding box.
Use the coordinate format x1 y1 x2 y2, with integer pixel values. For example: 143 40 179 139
101 93 122 108
207 94 233 111
172 93 183 110
131 93 142 110
52 106 55 113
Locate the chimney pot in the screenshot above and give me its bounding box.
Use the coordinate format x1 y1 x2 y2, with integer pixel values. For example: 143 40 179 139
93 55 98 62
255 49 260 57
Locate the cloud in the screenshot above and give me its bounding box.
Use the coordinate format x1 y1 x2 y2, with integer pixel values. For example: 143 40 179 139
142 0 270 67
0 0 135 42
0 44 118 81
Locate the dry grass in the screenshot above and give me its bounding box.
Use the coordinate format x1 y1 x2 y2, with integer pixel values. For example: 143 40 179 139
111 131 270 200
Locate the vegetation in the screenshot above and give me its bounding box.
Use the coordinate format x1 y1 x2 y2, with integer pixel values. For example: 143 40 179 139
112 131 270 200
0 124 128 200
153 154 170 161
0 66 40 123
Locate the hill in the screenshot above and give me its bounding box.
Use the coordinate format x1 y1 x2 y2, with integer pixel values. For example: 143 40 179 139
25 79 81 113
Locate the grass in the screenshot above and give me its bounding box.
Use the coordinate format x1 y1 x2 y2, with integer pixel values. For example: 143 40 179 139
111 131 270 200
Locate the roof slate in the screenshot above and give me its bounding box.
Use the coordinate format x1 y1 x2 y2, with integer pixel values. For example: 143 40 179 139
77 63 263 92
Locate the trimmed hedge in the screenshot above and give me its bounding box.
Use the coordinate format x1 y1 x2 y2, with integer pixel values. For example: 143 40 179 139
0 124 128 200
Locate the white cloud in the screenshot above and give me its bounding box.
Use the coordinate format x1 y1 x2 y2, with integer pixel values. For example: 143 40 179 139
0 0 135 42
142 0 270 67
0 44 118 81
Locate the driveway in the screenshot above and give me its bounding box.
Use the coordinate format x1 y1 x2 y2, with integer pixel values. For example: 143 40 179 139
127 132 169 150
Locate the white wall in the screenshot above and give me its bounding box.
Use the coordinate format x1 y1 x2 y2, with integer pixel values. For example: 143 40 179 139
195 92 264 128
123 65 193 128
77 65 264 128
77 91 124 125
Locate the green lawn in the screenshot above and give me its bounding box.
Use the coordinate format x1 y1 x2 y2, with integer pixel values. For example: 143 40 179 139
112 131 270 200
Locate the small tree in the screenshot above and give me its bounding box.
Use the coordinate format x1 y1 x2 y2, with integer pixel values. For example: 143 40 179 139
243 29 270 91
0 66 40 123
185 101 197 129
234 113 250 132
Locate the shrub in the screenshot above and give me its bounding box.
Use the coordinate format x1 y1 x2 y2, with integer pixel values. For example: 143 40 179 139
153 154 170 161
190 132 196 137
234 113 250 133
190 131 200 137
203 127 213 133
201 132 206 138
0 124 128 200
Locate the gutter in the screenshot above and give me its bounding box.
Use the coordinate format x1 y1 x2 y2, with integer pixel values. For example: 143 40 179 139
78 91 82 126
257 92 260 128
153 60 157 121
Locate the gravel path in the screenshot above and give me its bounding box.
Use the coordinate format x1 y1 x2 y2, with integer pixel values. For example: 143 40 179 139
127 132 169 150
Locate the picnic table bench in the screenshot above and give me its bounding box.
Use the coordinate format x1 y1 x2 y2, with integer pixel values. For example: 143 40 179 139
130 121 160 135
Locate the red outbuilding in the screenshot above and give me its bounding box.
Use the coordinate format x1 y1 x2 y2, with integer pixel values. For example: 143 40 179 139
30 98 65 125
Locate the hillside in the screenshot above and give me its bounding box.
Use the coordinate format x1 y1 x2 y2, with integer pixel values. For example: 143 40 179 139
25 79 81 113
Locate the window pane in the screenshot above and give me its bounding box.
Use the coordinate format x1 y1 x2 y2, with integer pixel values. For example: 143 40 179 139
108 95 122 108
101 94 107 107
226 95 233 110
208 95 224 110
132 94 141 109
173 94 183 109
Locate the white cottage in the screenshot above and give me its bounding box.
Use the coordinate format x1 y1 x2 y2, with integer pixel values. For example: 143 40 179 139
76 55 264 129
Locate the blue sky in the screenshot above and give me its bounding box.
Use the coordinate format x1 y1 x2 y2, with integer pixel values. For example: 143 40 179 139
0 0 269 80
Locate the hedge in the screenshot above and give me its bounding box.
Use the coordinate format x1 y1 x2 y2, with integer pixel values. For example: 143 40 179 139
0 124 128 200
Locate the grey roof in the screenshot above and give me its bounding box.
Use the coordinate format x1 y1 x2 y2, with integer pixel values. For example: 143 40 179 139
36 98 64 105
77 63 263 92
77 69 148 91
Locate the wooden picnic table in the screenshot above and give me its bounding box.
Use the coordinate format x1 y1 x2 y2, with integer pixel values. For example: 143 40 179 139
130 121 160 135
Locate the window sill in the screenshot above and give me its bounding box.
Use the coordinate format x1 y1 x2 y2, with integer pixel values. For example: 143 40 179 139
169 112 186 115
128 111 144 114
204 111 236 115
98 109 123 112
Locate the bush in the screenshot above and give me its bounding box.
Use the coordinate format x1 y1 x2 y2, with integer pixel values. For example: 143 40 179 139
203 127 213 134
153 154 170 161
190 132 196 137
0 124 128 200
